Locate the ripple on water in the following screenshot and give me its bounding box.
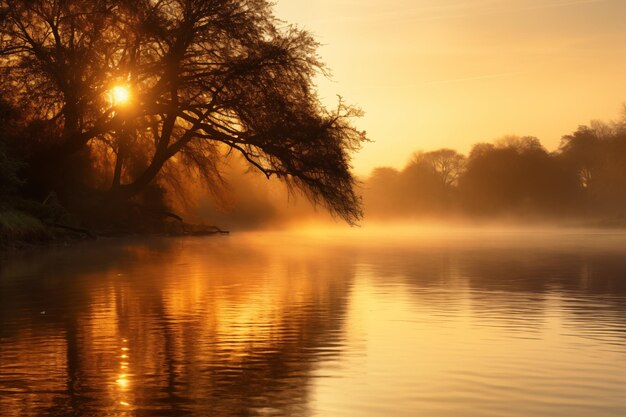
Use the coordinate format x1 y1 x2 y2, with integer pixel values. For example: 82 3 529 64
1 234 626 417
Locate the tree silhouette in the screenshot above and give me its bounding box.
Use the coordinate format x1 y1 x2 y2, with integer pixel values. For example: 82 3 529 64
559 121 626 215
410 149 465 188
363 150 465 218
459 136 573 216
0 100 24 197
0 0 366 224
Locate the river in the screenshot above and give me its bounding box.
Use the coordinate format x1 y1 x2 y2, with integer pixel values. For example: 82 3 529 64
1 229 626 416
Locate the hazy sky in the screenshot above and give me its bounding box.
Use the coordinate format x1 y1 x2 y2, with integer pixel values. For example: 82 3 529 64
274 0 626 175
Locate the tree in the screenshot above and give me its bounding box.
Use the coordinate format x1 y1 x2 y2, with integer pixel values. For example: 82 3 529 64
559 122 626 214
459 136 574 216
0 101 21 197
410 149 465 188
363 167 403 217
363 150 466 218
0 0 366 224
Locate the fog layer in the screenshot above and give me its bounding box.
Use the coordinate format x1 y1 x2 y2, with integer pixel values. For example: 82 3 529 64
190 115 626 230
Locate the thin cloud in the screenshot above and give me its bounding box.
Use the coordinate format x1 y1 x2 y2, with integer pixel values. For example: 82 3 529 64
408 71 523 88
341 71 523 93
523 0 606 10
309 0 608 26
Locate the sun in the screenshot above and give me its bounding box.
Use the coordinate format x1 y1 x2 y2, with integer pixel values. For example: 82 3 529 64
109 85 131 106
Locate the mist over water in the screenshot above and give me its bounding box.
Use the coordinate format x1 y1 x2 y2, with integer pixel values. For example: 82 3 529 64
189 119 626 232
2 230 626 416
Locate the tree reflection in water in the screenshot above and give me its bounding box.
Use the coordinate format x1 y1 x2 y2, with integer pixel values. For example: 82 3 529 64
0 236 355 416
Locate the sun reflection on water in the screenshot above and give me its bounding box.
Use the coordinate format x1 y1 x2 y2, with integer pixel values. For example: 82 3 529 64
115 374 129 388
114 338 132 409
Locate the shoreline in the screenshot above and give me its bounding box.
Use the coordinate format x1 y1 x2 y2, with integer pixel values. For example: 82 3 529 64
0 206 229 253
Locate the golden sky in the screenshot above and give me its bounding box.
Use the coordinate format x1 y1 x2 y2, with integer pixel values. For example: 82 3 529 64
275 0 626 175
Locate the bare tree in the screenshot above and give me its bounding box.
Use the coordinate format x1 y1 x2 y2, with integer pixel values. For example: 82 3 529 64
411 149 466 187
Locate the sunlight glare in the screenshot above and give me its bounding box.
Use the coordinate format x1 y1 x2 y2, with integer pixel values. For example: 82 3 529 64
110 85 131 106
116 374 129 389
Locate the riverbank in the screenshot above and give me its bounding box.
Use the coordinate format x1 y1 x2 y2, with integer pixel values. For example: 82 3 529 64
0 203 229 251
0 207 92 250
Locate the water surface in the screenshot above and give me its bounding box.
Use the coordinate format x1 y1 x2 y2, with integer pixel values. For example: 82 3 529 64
1 230 626 416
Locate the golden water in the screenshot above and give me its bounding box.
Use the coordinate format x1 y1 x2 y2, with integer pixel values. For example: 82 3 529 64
1 231 625 416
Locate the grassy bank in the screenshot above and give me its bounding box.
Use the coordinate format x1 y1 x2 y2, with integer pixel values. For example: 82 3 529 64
0 208 52 249
0 201 96 250
0 199 228 251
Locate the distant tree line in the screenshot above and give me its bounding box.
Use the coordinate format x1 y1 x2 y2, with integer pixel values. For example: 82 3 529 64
364 111 626 223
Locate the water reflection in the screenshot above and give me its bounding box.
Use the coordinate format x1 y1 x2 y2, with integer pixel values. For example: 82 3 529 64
1 231 626 417
0 236 354 416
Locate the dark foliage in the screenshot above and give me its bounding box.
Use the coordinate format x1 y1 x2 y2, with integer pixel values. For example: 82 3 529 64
0 100 24 197
0 0 366 226
364 116 626 222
